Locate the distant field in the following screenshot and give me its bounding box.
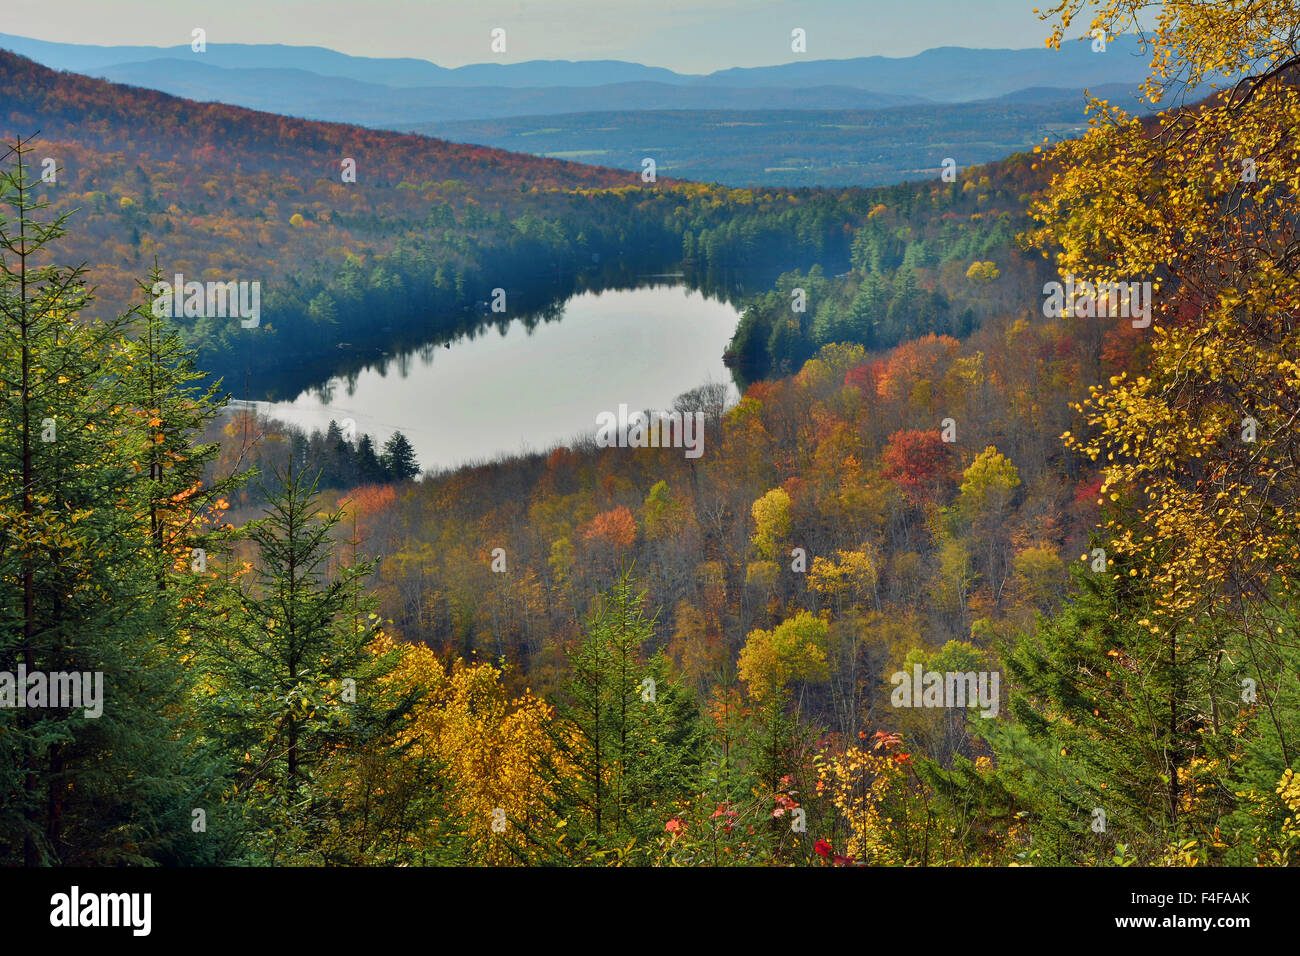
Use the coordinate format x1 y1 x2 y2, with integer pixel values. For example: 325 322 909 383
545 149 611 159
408 97 1106 187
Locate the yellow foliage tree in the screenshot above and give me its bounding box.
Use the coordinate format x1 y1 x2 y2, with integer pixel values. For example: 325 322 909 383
808 547 880 612
750 487 792 562
1030 1 1300 648
375 635 560 864
737 611 830 701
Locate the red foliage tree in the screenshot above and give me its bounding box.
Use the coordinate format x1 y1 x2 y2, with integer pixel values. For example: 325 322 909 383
581 505 637 551
880 429 953 504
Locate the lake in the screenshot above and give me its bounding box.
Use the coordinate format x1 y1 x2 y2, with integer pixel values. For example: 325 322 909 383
245 282 743 473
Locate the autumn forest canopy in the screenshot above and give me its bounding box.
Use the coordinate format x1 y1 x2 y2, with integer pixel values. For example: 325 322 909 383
2 0 1300 882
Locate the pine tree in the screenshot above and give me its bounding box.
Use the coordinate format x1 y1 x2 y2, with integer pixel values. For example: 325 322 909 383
323 419 349 486
124 264 240 565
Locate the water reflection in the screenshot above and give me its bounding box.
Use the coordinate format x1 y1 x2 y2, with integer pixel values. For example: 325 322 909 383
248 282 742 473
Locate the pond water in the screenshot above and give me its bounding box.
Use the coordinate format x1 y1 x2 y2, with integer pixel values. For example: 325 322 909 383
245 281 742 473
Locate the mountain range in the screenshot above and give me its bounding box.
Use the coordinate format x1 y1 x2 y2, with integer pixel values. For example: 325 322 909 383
1 32 1174 127
0 32 1158 97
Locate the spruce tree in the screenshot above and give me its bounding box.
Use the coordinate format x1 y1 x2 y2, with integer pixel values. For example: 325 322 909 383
381 430 419 481
201 458 424 862
355 434 383 484
118 264 251 863
526 572 702 863
923 564 1227 864
0 137 218 864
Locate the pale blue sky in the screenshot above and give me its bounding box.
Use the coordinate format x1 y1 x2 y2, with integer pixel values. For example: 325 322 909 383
3 0 1065 72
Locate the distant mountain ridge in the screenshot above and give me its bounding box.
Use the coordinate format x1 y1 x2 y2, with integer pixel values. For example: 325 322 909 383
2 31 1157 101
0 34 699 87
91 59 925 126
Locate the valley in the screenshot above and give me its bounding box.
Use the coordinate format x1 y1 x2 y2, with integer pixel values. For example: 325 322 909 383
0 5 1296 884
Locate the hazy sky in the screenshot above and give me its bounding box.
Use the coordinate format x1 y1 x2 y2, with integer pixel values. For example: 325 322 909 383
3 0 1060 72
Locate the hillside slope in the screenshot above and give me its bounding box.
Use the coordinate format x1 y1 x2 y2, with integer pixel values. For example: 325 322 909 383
0 48 663 377
0 49 633 191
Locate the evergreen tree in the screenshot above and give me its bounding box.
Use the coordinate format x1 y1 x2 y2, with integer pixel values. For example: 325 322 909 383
355 434 384 484
0 137 218 864
119 264 251 863
201 459 432 862
527 572 702 863
923 565 1228 864
323 419 349 486
124 264 240 566
381 430 420 481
